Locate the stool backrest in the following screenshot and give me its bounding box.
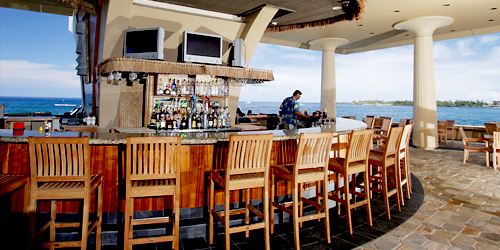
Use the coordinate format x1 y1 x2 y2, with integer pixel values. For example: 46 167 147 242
493 131 500 150
384 127 404 156
345 129 374 164
398 124 413 158
365 116 375 129
28 137 89 183
294 132 333 174
380 117 393 135
126 136 181 181
226 134 273 175
485 123 498 135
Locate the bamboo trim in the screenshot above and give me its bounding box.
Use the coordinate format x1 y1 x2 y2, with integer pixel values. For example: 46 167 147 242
47 0 96 14
99 57 274 81
265 0 365 33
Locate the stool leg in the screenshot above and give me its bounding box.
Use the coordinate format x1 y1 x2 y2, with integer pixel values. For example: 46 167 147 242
298 183 303 228
245 188 250 238
96 184 103 250
174 191 180 250
81 194 90 250
292 183 300 249
323 175 330 244
345 175 353 235
224 188 230 250
364 171 373 226
208 178 215 245
263 175 270 250
124 196 131 250
50 200 57 243
270 172 275 234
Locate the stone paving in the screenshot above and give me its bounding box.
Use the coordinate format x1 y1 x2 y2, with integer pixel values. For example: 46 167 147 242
356 141 500 250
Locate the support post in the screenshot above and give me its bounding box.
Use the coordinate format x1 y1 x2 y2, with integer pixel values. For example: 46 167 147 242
309 38 348 119
394 16 453 149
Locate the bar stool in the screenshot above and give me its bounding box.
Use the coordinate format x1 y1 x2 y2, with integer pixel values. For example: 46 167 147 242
28 137 103 250
396 124 413 205
270 132 333 249
325 129 374 235
368 127 403 220
124 136 182 250
208 134 273 250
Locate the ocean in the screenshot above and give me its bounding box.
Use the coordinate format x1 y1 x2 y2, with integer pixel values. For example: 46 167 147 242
1 96 499 126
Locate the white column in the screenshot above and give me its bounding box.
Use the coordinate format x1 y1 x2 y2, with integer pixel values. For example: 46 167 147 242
309 38 348 119
394 16 453 149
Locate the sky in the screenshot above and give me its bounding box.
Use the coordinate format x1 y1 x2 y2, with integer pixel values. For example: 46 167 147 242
1 7 499 103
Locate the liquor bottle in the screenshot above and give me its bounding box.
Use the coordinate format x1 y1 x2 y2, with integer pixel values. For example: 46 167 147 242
160 113 166 130
208 112 213 129
181 115 186 130
191 112 197 129
171 79 177 96
176 112 181 129
226 113 231 128
167 114 173 130
213 112 218 129
148 110 157 129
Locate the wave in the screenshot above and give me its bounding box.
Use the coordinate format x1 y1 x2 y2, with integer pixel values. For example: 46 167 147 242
54 104 76 107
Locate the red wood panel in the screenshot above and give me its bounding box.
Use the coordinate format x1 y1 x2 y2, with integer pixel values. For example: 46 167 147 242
1 139 298 213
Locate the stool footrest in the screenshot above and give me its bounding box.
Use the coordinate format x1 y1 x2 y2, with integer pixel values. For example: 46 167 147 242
129 235 175 245
132 216 171 226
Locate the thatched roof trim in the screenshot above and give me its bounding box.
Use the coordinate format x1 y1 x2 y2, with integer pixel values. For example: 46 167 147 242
99 58 274 81
57 0 95 13
265 0 365 33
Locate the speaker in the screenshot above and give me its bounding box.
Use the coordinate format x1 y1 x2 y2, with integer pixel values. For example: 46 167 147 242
231 38 246 67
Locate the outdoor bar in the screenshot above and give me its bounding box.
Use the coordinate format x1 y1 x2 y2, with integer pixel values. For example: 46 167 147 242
0 118 366 244
1 0 500 249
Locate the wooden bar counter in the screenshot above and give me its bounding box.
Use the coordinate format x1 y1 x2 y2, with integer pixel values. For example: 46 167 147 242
0 118 366 216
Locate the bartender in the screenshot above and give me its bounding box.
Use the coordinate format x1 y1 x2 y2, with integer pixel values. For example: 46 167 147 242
280 90 310 129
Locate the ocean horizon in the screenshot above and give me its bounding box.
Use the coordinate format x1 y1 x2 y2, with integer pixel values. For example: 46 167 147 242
1 96 499 126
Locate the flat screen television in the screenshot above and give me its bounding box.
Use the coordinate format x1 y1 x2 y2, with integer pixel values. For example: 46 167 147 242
182 31 223 65
123 27 164 60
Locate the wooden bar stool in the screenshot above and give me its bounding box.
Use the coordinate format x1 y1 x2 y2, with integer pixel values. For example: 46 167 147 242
28 136 103 250
396 124 413 205
270 132 333 249
208 134 273 250
368 127 403 220
124 136 182 250
325 129 374 235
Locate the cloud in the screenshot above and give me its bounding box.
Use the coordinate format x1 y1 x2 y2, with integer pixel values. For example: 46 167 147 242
0 60 81 97
244 33 500 103
0 60 80 87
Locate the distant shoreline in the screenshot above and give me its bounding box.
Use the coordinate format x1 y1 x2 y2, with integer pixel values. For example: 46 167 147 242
351 100 492 108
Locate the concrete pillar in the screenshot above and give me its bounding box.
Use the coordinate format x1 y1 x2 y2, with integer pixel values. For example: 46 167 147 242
309 38 348 119
394 16 453 149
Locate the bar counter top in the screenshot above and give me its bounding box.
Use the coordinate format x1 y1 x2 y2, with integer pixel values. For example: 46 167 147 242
0 118 367 145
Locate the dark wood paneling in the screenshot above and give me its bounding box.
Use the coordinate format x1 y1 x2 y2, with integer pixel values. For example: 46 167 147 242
1 140 297 213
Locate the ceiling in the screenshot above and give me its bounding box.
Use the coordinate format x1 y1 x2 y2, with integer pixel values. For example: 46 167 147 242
156 0 500 54
4 0 499 54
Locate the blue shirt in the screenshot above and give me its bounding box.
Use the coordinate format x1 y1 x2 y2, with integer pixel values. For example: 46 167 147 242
280 96 300 125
